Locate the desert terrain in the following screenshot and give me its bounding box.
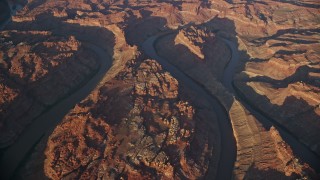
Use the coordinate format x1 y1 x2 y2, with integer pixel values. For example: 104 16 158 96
0 0 319 179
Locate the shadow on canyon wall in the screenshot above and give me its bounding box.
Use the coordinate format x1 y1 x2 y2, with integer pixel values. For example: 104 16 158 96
1 2 319 179
4 7 211 180
271 0 320 9
206 15 320 150
151 14 320 176
0 0 10 24
243 163 299 180
208 15 320 174
153 16 238 109
217 12 320 173
233 26 320 157
148 16 238 179
1 10 116 179
125 12 216 178
246 65 320 89
154 30 228 80
0 10 116 137
124 9 168 45
251 28 320 46
124 12 224 179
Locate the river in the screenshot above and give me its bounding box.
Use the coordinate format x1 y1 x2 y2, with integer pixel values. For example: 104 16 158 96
1 4 319 177
221 38 320 172
143 32 320 179
142 34 237 180
0 43 112 180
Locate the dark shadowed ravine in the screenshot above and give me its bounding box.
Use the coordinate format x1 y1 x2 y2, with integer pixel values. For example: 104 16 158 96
142 34 237 180
221 38 320 173
0 43 112 180
0 6 319 178
0 1 22 30
143 32 320 179
0 0 319 179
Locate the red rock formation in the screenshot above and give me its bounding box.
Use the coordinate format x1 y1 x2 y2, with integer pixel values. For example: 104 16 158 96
0 30 100 148
41 58 218 179
1 0 319 179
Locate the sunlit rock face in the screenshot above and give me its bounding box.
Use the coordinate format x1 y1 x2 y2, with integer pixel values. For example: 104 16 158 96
0 31 100 148
174 26 215 60
42 59 218 179
229 0 320 157
0 0 319 179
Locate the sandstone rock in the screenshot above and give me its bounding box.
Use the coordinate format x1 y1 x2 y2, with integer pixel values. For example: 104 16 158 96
37 58 218 179
0 30 100 148
2 0 319 179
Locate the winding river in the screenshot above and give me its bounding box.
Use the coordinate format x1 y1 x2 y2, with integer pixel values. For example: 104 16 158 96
142 34 237 180
0 43 112 179
0 7 319 178
143 32 320 179
221 38 320 173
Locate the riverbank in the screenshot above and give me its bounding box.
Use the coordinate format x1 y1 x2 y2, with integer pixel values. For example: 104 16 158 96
222 37 320 173
143 33 236 180
152 26 319 178
0 43 112 179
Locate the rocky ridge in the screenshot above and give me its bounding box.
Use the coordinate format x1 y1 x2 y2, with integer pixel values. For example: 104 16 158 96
0 31 100 148
155 21 318 178
0 0 319 179
17 57 220 179
222 0 320 157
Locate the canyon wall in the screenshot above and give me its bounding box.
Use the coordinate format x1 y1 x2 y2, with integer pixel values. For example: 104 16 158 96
0 0 319 179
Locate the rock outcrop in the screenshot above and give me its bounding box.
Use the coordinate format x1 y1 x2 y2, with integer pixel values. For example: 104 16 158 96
157 24 230 79
229 100 316 179
174 26 215 60
0 30 100 148
0 0 319 179
17 58 219 179
223 0 320 157
154 13 318 179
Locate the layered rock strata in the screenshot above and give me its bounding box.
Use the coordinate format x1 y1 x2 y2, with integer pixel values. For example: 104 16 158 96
0 0 319 179
17 58 220 179
0 31 100 148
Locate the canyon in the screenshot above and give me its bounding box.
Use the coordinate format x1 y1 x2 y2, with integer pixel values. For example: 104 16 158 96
0 0 319 179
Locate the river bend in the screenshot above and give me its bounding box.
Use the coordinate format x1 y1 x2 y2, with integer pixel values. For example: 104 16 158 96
0 43 112 180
